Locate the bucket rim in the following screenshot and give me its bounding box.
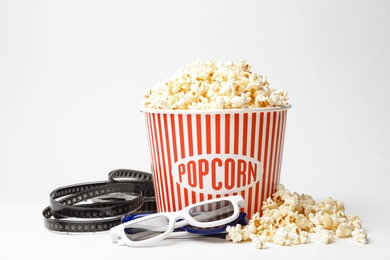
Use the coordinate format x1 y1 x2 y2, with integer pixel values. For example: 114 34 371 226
139 104 292 114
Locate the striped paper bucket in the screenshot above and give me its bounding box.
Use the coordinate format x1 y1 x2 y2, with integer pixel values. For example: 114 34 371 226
140 106 290 218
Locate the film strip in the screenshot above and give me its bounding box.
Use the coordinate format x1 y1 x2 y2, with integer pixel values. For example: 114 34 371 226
42 169 157 233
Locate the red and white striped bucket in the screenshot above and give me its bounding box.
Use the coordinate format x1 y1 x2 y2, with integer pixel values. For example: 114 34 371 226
140 106 290 218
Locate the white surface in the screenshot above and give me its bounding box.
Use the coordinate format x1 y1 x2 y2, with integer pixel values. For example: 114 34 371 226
1 0 389 259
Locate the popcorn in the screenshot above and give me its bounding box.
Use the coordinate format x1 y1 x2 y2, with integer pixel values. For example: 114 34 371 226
273 225 306 246
316 228 335 244
299 231 310 244
336 223 352 238
348 215 363 229
319 213 334 230
251 235 267 249
225 185 368 249
273 226 290 246
142 59 289 110
352 228 368 244
225 224 246 243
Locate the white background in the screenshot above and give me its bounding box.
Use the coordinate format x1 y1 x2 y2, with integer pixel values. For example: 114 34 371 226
1 0 389 259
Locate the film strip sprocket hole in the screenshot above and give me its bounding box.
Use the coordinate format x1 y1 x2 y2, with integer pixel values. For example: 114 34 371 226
42 169 157 233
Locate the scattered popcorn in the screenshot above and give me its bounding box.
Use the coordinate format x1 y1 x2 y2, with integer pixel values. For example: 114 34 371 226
225 184 368 249
142 59 289 110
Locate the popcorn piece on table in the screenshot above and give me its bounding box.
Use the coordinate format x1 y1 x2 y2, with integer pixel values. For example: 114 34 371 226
351 228 368 244
316 225 335 244
250 235 266 250
225 224 247 243
335 222 352 238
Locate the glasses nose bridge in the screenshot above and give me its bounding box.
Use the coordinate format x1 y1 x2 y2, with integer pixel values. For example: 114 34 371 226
171 213 190 228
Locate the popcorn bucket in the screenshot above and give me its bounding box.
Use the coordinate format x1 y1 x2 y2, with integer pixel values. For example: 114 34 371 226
140 106 291 217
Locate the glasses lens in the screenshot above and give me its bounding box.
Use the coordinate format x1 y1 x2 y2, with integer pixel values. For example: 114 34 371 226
188 200 234 223
124 215 169 242
185 212 247 234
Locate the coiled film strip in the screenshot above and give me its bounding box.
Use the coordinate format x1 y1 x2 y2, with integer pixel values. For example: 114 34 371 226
42 169 157 233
